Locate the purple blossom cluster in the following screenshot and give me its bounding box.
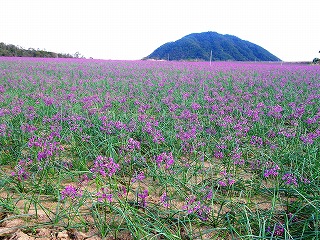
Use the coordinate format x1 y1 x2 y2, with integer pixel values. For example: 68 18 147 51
0 123 7 137
11 158 33 181
182 195 211 221
217 170 236 187
90 155 120 178
99 116 127 134
160 191 170 208
267 223 284 237
268 105 283 119
138 189 148 207
20 123 37 133
141 117 165 144
27 134 63 162
126 138 141 151
230 148 245 165
300 128 320 144
264 162 280 178
96 187 113 203
131 171 145 183
250 135 263 148
61 185 82 200
155 152 174 169
282 173 298 186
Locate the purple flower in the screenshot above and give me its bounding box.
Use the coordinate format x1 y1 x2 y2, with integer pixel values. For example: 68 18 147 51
182 196 198 214
155 152 174 169
218 180 227 187
267 223 284 236
282 173 298 186
220 170 227 176
250 135 263 148
264 163 280 178
218 171 236 187
250 159 262 170
117 185 127 198
306 117 317 124
160 191 170 208
127 138 141 151
80 174 90 184
138 189 148 207
20 123 37 133
300 177 311 184
278 128 296 138
11 159 33 181
131 171 145 183
0 123 7 137
203 189 213 201
191 102 201 110
81 135 91 142
61 185 82 200
267 130 276 138
0 85 4 93
300 132 318 145
176 127 197 141
152 130 165 144
268 105 283 119
90 155 120 178
197 205 211 221
214 150 224 159
36 141 62 161
114 121 126 130
288 212 298 222
232 151 245 165
182 196 211 221
228 179 236 185
96 187 113 202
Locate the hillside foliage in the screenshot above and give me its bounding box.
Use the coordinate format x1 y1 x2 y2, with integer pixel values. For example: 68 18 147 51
0 42 76 58
145 31 281 62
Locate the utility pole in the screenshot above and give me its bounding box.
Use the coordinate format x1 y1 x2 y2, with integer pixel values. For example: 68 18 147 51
210 50 212 66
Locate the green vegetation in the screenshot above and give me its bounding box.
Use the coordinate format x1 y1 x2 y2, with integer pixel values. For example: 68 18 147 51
0 59 319 239
145 31 281 62
0 42 76 58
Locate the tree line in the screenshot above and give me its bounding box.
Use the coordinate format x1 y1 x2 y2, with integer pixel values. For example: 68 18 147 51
0 42 81 58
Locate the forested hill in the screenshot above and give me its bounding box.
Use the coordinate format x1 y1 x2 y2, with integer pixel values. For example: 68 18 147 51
0 42 77 58
144 31 281 62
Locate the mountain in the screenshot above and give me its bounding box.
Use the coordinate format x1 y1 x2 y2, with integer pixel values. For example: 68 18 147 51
0 42 76 58
144 31 281 61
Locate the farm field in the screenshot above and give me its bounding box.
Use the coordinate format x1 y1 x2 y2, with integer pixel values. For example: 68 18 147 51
0 57 319 239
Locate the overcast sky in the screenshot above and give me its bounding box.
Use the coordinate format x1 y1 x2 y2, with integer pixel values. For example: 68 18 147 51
0 0 319 61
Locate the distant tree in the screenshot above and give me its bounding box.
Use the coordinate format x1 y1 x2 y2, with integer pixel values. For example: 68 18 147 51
73 52 84 58
313 58 320 64
0 42 75 58
312 51 320 64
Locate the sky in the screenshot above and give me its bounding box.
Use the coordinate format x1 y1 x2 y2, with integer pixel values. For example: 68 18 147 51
0 0 319 61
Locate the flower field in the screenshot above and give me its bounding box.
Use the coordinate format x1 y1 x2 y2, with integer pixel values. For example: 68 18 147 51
0 57 319 239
